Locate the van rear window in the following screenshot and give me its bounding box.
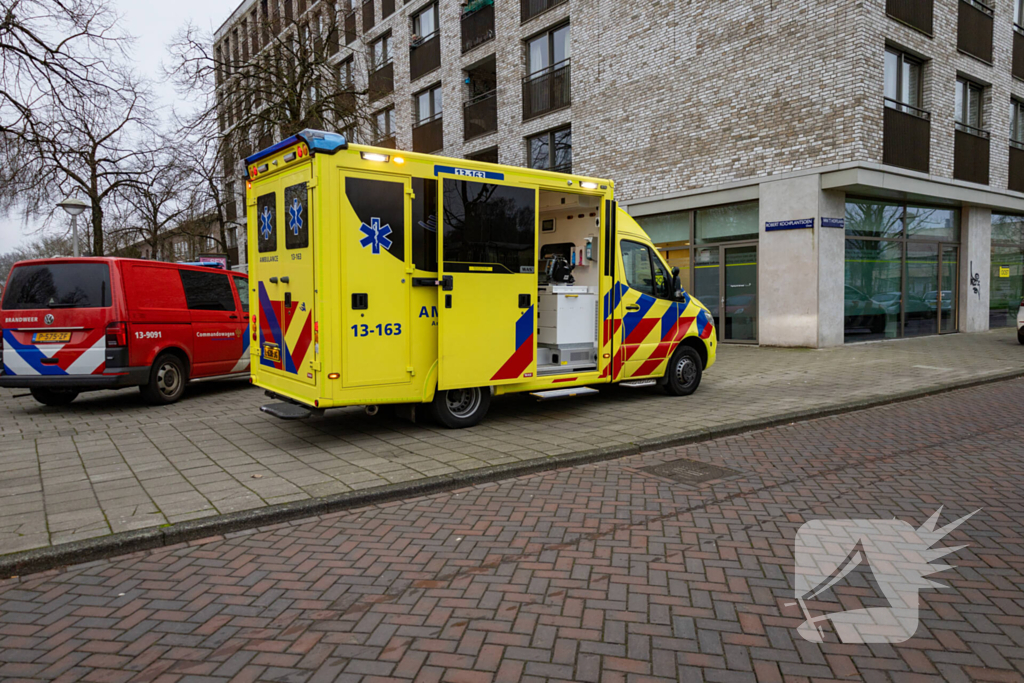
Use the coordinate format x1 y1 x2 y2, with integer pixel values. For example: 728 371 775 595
1 263 111 310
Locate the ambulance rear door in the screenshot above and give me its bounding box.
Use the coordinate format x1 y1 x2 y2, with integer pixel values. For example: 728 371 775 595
252 166 318 391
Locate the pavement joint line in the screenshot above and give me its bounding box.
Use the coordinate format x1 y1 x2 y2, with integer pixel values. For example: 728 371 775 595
1 366 1022 580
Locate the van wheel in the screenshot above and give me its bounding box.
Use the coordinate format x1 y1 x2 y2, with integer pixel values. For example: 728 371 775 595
663 346 703 396
30 387 79 406
1018 328 1024 345
141 354 187 405
430 387 490 428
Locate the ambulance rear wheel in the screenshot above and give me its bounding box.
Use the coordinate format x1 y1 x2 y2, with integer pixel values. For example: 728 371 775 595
663 346 703 396
141 354 187 405
431 387 490 428
30 388 79 406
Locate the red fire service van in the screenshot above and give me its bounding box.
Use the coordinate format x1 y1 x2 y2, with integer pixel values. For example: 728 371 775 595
0 258 250 406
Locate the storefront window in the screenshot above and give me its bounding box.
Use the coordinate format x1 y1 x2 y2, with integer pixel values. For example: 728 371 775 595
695 201 759 244
990 214 1024 328
845 199 902 238
845 240 902 342
636 211 691 291
905 206 959 241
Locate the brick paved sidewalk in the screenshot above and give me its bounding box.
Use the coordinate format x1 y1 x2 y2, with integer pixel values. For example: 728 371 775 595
0 328 1022 557
1 379 1021 682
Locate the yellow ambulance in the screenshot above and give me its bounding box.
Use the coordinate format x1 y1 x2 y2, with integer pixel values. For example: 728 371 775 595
245 130 716 428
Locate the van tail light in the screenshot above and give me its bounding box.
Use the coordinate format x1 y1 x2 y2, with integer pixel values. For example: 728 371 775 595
106 322 127 348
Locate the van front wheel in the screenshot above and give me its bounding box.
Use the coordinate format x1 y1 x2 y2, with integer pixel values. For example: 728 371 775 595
430 387 490 428
663 346 703 396
141 354 187 405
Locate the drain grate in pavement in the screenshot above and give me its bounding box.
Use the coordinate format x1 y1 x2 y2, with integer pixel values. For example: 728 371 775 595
639 458 741 486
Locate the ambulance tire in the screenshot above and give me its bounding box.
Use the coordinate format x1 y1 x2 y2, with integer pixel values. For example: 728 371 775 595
141 354 187 405
30 388 79 406
1018 328 1024 345
663 346 703 397
430 387 491 428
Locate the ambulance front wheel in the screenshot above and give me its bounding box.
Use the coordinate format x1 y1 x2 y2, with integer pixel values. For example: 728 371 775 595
431 387 491 428
663 346 703 397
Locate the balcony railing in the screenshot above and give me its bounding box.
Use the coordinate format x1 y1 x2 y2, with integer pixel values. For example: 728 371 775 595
375 135 396 149
523 60 570 121
885 0 933 35
1010 140 1024 193
958 0 994 63
521 0 566 22
412 115 443 153
1015 25 1024 81
953 123 990 185
345 11 357 44
409 32 441 81
369 61 394 100
462 3 495 53
362 0 375 32
382 0 395 19
334 90 357 114
883 98 931 174
464 90 497 141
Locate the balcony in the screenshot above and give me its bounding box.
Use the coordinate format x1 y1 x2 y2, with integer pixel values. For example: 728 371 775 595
882 99 931 174
953 124 990 185
885 0 933 35
382 0 395 19
464 90 497 141
462 3 495 53
958 0 993 64
1015 25 1024 81
369 61 394 100
521 0 566 22
334 90 357 114
362 0 375 32
522 61 570 120
413 115 443 153
375 135 396 149
1010 141 1024 193
345 11 357 44
409 32 441 81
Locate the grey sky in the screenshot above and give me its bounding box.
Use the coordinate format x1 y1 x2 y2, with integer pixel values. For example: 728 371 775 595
0 0 241 254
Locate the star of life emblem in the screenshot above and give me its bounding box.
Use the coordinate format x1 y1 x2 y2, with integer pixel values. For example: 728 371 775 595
288 198 303 236
359 217 392 255
259 206 274 241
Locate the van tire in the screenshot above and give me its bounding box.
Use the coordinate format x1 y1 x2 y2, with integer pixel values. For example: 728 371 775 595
1018 328 1024 345
30 387 79 406
430 387 490 428
663 345 703 396
141 354 187 405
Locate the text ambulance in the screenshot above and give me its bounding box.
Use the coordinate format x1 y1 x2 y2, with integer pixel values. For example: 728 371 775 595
247 130 716 428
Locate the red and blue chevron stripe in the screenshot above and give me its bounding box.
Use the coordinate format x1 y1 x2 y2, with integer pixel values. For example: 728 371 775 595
491 305 534 381
1 329 106 377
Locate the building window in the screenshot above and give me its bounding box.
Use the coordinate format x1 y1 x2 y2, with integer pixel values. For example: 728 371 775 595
374 107 394 142
371 33 391 69
527 126 571 173
411 3 438 41
955 77 984 133
527 23 569 77
1012 99 1024 145
990 214 1024 328
884 48 922 113
340 57 354 88
414 84 442 125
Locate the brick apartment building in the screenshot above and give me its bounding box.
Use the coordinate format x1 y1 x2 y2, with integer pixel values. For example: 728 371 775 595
215 0 1024 347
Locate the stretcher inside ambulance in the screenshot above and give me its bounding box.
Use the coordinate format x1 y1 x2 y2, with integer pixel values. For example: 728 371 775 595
247 130 716 428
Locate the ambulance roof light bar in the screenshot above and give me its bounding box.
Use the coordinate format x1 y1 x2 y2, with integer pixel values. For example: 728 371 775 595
244 129 348 168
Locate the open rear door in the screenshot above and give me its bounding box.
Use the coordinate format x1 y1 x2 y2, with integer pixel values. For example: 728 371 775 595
437 174 537 390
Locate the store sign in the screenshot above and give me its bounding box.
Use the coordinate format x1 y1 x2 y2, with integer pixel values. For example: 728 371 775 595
821 217 845 229
1000 266 1010 278
766 218 815 232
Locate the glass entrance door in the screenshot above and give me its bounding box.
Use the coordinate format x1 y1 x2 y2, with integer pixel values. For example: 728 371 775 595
939 244 958 334
692 246 720 337
724 244 757 342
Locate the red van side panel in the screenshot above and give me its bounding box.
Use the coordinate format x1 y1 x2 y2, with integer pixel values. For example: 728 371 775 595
119 262 194 372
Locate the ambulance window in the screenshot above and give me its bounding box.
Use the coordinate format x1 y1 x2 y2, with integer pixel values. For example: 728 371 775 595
257 192 277 253
442 180 535 273
284 183 309 249
232 276 249 313
411 177 438 271
621 240 656 298
180 270 236 311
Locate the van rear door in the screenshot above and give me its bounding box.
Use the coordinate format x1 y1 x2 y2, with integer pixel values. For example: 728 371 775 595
0 261 112 377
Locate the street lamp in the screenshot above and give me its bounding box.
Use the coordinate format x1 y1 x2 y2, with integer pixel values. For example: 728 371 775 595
57 197 89 257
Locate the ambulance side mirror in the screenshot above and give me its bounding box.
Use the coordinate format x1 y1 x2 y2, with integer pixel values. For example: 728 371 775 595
671 267 682 298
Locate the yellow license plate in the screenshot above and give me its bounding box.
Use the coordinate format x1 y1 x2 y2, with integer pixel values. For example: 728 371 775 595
32 332 71 343
263 345 280 362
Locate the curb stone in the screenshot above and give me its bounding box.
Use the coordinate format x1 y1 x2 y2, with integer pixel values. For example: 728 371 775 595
2 369 1022 579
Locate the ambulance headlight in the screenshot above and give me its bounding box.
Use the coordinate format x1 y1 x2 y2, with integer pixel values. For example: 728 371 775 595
361 152 390 163
580 182 598 190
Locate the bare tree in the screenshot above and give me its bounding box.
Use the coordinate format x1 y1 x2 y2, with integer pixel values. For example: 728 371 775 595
118 145 189 260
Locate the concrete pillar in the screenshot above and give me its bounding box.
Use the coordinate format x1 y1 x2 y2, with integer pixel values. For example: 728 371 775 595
758 174 845 348
959 206 991 333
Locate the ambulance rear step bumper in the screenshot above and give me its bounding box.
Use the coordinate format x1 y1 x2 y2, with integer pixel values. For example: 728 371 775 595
260 402 316 420
529 387 600 401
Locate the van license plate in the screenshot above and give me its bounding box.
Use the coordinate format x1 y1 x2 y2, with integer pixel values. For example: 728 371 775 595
32 332 71 343
263 345 280 362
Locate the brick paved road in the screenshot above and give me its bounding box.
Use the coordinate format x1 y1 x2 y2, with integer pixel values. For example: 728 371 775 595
0 379 1022 682
1 328 1022 556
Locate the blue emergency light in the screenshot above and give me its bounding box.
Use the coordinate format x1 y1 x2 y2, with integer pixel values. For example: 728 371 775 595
244 129 348 168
